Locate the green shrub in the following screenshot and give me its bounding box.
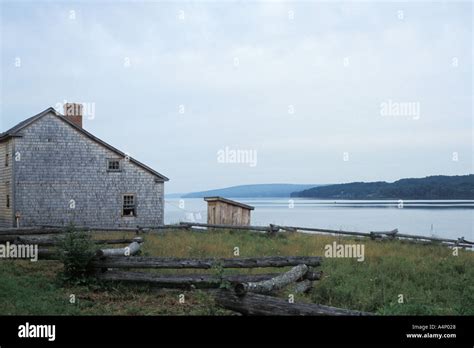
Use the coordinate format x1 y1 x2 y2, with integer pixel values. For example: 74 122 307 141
58 225 97 284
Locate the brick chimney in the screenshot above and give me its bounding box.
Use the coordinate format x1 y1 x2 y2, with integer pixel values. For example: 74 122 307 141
63 103 83 128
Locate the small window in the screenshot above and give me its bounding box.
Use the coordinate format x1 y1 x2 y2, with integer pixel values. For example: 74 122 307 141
6 195 10 208
122 194 136 216
5 153 9 167
107 159 121 172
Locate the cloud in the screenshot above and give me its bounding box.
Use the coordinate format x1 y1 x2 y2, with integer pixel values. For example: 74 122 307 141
0 1 472 192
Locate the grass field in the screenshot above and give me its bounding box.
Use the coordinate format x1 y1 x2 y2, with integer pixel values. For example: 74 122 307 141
0 229 472 315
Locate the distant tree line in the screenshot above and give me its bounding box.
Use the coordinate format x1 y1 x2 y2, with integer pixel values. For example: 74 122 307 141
291 175 474 199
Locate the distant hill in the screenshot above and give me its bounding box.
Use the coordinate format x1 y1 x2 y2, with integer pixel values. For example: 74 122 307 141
182 184 320 198
164 193 185 198
291 175 474 200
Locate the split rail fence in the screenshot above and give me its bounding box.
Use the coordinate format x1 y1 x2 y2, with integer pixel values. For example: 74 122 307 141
8 222 469 248
0 226 373 315
90 253 370 316
1 222 471 315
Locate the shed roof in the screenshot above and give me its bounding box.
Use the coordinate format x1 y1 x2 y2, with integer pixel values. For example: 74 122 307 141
204 196 255 210
0 107 169 181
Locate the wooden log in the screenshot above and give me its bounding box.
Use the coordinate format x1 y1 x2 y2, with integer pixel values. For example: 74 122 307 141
214 290 373 316
0 248 59 260
370 229 398 240
235 264 308 295
440 242 472 249
95 271 284 288
0 227 65 236
279 226 297 233
457 237 474 244
370 228 398 236
394 232 471 245
398 238 473 249
268 224 280 235
39 225 189 232
15 236 59 246
38 248 60 260
179 222 382 238
179 222 269 232
96 241 141 257
138 225 190 231
292 279 314 294
94 237 143 245
91 255 322 269
8 224 471 247
276 225 373 238
279 225 472 246
305 269 322 281
13 236 143 247
0 235 18 243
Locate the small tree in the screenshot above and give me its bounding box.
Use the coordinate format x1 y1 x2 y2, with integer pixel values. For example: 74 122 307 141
58 224 96 284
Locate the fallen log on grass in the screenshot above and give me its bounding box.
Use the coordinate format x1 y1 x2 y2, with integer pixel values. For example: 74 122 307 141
96 236 143 245
96 241 142 257
91 255 322 269
234 264 308 295
214 290 373 316
95 271 285 288
292 279 314 294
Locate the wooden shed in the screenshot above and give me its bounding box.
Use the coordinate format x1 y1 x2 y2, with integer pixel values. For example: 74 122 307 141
204 197 254 226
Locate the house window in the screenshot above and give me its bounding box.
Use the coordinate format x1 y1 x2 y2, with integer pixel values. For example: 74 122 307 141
122 194 136 216
6 195 10 208
107 159 121 172
5 153 9 167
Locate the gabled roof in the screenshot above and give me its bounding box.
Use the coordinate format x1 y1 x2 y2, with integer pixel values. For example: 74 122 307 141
204 196 255 210
0 107 169 181
0 107 56 139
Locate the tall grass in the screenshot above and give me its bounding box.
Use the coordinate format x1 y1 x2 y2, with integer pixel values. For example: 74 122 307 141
0 229 472 315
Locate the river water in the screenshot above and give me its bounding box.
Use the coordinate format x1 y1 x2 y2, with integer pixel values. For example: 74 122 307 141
164 198 474 240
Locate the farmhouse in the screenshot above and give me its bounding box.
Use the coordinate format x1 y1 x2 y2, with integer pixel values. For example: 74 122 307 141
0 104 168 228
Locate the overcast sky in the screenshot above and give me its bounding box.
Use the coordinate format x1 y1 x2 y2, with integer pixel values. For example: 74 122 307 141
1 1 472 193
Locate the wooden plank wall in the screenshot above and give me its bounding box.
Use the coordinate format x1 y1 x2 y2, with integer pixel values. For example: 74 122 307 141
0 139 13 227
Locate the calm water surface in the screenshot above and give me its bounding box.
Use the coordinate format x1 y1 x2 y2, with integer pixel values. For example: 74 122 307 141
165 198 474 240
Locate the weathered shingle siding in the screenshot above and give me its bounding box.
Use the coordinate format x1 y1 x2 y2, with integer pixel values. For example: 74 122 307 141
13 112 164 227
0 139 13 227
